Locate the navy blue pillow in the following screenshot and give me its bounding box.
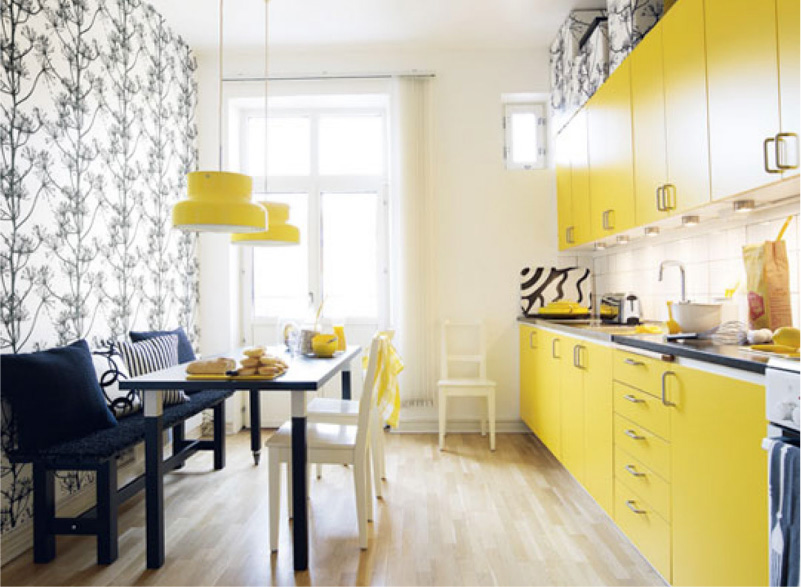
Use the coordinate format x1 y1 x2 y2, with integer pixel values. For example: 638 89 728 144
1 340 118 451
129 327 195 363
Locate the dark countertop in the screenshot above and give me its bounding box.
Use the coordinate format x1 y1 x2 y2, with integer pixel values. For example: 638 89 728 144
518 316 770 375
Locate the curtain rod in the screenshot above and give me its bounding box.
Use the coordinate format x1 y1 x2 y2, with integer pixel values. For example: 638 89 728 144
222 72 436 83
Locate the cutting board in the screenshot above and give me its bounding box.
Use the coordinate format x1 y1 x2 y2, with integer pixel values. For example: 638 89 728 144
185 373 286 381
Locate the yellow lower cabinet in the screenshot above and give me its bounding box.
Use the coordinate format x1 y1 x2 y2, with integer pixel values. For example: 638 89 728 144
519 325 538 432
615 480 672 581
613 381 671 441
561 337 585 483
614 414 671 481
536 330 564 458
583 343 614 515
615 447 671 522
668 365 768 586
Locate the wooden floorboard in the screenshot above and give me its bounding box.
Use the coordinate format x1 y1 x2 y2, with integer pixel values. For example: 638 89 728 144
1 431 665 586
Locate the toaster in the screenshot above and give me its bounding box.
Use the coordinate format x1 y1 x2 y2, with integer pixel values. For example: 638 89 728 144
600 292 642 325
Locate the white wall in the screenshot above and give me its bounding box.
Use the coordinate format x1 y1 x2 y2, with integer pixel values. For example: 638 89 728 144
195 45 557 430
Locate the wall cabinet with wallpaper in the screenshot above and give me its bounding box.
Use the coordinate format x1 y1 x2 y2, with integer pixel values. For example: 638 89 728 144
555 0 800 251
519 325 768 585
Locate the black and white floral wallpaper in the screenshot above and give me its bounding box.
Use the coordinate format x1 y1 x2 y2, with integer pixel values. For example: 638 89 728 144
0 0 198 550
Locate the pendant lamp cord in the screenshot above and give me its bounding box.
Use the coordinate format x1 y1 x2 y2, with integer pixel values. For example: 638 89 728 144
263 0 270 196
218 0 224 171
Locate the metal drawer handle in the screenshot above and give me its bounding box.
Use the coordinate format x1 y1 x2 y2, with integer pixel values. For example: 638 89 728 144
552 338 560 359
623 394 644 404
664 183 676 210
624 464 645 477
624 429 645 440
661 370 677 407
626 500 647 514
655 185 665 212
529 331 537 349
623 358 644 367
764 137 781 174
776 132 799 170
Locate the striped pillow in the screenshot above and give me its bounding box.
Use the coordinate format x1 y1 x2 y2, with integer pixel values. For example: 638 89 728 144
118 335 189 406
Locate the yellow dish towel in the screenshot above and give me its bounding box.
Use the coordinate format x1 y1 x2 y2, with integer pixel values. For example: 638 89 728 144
364 335 404 428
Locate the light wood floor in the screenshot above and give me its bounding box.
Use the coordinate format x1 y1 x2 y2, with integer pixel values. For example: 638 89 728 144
2 431 665 586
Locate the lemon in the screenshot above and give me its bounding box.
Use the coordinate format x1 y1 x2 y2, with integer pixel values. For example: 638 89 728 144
772 327 800 351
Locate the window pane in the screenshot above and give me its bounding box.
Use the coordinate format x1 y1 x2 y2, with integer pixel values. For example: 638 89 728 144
253 194 309 318
321 192 378 318
511 111 538 165
319 116 384 175
246 116 311 176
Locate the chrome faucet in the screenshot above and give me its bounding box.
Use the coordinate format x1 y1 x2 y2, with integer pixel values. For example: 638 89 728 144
659 260 687 303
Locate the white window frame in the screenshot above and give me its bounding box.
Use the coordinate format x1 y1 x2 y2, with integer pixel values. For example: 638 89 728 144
237 103 391 333
503 102 547 170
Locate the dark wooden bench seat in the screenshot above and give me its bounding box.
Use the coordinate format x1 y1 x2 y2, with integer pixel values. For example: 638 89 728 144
7 388 233 565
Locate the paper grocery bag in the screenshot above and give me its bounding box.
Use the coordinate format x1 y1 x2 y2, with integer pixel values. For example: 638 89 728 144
742 240 793 330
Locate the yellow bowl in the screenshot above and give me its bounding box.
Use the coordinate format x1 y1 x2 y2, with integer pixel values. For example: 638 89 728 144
311 335 339 358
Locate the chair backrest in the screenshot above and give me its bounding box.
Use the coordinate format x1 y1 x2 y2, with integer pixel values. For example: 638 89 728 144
440 320 487 380
356 334 385 451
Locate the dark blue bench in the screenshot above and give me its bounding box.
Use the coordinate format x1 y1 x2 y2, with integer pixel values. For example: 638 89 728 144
7 388 233 565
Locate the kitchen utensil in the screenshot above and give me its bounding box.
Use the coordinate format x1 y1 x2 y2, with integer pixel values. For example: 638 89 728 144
671 301 722 333
666 301 681 334
711 321 748 345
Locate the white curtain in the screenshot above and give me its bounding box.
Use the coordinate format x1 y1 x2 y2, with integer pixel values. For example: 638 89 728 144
390 76 437 405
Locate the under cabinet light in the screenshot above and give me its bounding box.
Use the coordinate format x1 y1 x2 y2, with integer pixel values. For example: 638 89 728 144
682 215 700 227
616 235 630 245
733 199 756 213
645 226 660 237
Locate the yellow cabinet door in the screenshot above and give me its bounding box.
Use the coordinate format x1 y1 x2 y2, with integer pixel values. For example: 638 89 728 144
519 325 538 432
631 23 669 227
668 366 768 586
777 0 800 177
705 0 782 198
582 342 613 515
569 110 592 245
588 60 635 240
536 330 563 458
556 128 574 251
662 0 712 213
560 337 585 482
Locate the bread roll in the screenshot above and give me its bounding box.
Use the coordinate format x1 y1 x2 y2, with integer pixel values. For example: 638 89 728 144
243 346 266 358
186 358 236 375
260 355 288 368
240 357 260 368
258 365 283 376
238 367 258 376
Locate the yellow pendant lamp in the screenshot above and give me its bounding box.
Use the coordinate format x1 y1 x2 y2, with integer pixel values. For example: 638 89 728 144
231 202 300 246
172 0 265 234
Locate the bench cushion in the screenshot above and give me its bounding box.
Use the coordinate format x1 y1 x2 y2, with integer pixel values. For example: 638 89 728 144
7 389 233 465
1 340 118 451
130 327 196 364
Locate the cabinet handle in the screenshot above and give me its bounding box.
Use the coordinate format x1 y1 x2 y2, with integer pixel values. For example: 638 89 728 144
624 357 644 367
764 137 781 174
661 370 677 407
603 209 615 230
623 394 644 403
529 331 537 349
573 345 579 367
566 226 575 244
776 132 799 170
552 338 560 359
624 464 645 477
626 500 647 514
624 429 645 440
577 345 585 369
601 210 608 230
655 185 665 211
664 183 676 210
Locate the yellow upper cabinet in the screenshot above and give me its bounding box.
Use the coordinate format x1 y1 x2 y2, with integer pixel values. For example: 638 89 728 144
661 0 712 215
777 0 800 177
705 0 782 198
631 24 669 227
556 128 573 250
588 60 635 241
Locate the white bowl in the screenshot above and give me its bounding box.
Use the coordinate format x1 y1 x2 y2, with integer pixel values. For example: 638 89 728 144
672 302 722 333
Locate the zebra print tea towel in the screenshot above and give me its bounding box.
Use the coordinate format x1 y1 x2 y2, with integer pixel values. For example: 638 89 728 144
520 266 592 317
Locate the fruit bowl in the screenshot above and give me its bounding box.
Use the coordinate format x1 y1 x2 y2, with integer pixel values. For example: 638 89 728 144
311 334 338 358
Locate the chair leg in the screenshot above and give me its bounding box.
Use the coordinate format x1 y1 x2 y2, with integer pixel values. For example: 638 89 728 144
32 464 56 563
286 460 293 520
370 415 382 498
438 392 447 451
353 455 368 550
213 401 226 470
268 449 280 552
377 421 387 481
488 389 496 452
365 451 374 523
96 459 118 564
481 416 487 437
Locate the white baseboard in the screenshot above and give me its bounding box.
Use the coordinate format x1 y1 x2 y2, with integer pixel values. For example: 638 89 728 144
392 418 528 434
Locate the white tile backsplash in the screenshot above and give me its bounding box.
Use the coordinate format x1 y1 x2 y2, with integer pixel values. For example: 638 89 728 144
593 209 801 326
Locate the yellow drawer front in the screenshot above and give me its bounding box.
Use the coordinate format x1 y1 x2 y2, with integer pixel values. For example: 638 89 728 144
614 415 671 481
613 381 671 440
615 446 671 522
615 480 672 582
613 350 666 397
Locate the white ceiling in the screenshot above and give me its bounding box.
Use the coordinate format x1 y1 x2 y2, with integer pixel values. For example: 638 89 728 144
148 0 605 52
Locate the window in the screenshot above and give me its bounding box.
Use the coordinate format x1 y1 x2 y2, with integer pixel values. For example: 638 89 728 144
237 98 389 326
503 103 547 170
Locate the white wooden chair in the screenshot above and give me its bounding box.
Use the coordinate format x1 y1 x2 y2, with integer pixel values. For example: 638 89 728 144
308 330 394 495
437 321 496 451
266 334 383 551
